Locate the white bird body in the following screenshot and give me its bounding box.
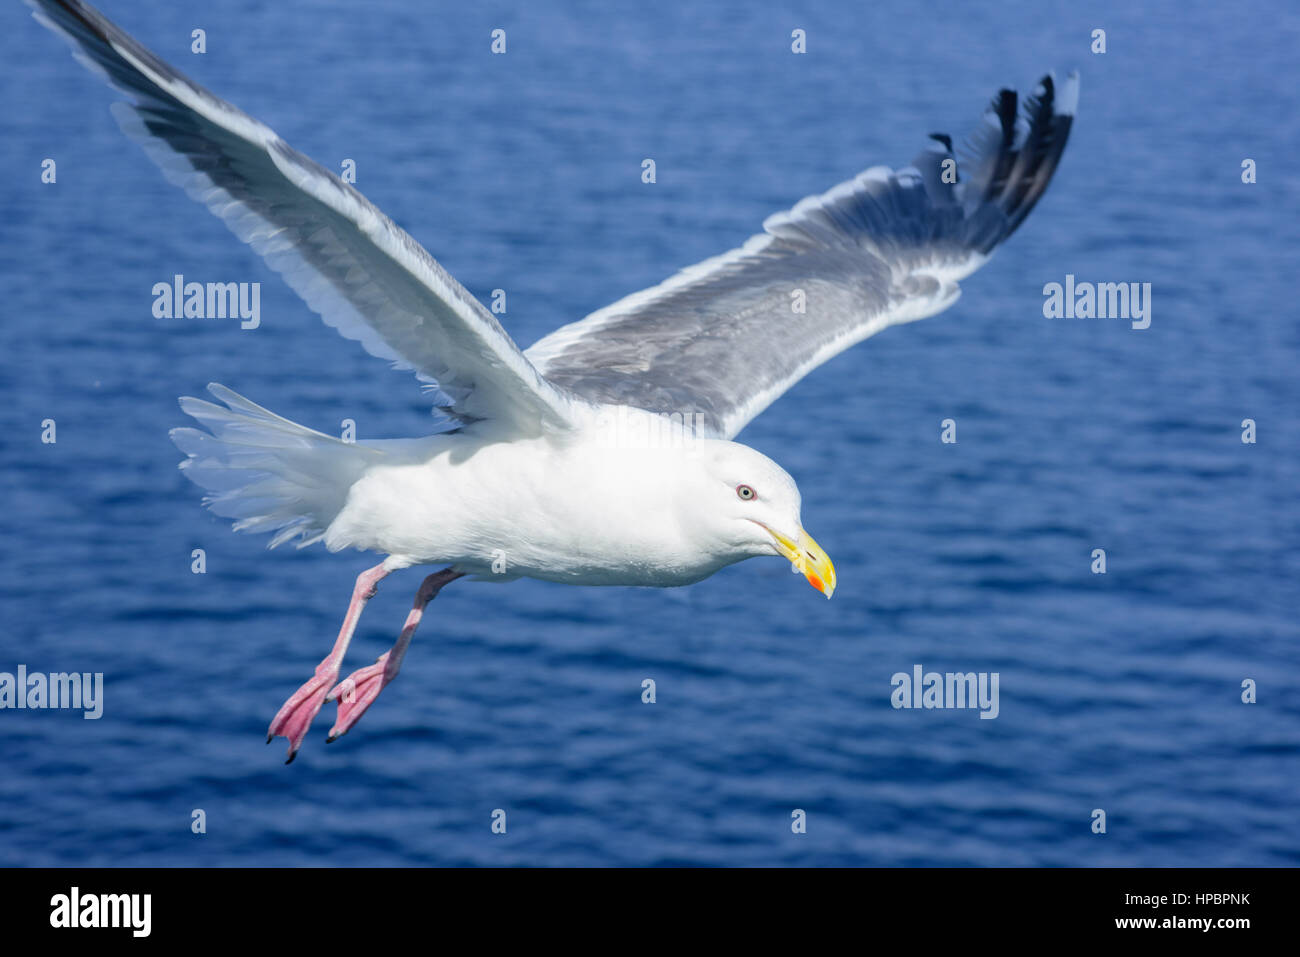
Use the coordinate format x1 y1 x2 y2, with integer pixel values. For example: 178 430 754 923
174 384 808 589
328 427 771 587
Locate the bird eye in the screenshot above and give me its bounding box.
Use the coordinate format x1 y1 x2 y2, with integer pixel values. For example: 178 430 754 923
736 484 756 501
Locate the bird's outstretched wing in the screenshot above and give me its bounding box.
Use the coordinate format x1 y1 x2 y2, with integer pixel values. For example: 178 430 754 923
29 0 579 434
526 73 1078 439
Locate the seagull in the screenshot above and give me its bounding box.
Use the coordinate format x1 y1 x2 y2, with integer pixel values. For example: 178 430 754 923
31 0 1077 761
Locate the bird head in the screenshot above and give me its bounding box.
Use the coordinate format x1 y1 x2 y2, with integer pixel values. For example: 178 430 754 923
688 440 836 598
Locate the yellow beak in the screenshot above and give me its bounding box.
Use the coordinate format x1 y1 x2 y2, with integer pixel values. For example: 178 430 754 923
767 525 836 599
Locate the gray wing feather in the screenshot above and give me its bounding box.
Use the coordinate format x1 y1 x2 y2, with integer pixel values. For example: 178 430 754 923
30 0 578 433
527 73 1078 439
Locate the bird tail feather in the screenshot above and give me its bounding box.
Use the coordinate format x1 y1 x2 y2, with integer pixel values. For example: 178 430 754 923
170 384 382 549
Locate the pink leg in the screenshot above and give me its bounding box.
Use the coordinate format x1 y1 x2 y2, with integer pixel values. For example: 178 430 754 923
325 567 463 743
267 561 391 763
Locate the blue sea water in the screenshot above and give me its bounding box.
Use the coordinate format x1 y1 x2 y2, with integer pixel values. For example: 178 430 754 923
0 0 1297 867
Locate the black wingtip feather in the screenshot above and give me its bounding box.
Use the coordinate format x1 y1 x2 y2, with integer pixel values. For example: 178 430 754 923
928 132 954 153
963 72 1076 253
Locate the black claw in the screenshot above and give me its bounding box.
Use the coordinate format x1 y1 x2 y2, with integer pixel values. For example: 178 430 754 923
285 751 297 765
266 733 274 744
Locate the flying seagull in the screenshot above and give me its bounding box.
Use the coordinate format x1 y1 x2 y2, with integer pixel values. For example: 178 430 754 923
30 0 1077 761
